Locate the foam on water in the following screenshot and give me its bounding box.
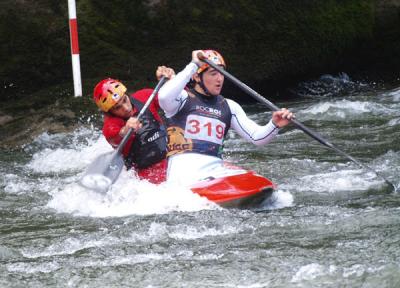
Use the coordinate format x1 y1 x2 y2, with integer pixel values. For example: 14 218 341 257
167 223 239 240
3 173 32 194
27 133 112 174
47 170 217 217
20 219 238 264
16 127 217 216
21 236 112 259
261 190 294 210
290 262 393 284
384 86 400 101
300 99 393 120
291 263 334 282
7 253 170 274
276 156 390 196
3 173 58 195
295 72 368 98
299 169 383 193
20 126 298 217
388 117 400 126
295 169 382 194
6 261 61 274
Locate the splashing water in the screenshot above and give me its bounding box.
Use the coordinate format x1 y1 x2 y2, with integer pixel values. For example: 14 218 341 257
1 80 400 287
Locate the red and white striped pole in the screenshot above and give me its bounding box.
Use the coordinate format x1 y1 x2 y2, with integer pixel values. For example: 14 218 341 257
68 0 82 97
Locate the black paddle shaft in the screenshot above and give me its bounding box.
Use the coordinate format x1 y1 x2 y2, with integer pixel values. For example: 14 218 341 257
200 56 395 190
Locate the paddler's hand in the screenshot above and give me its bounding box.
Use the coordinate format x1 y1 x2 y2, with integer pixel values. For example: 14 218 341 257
119 117 142 136
272 108 294 128
156 66 175 80
191 50 206 67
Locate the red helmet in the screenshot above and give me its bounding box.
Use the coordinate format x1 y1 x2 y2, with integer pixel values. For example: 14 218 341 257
197 50 226 74
93 78 127 112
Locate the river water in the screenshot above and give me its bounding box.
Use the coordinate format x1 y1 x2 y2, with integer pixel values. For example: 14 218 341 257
1 74 400 287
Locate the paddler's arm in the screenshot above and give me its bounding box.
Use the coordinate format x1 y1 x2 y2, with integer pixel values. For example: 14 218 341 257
119 117 142 137
228 99 280 146
103 117 141 148
154 66 176 111
158 62 198 118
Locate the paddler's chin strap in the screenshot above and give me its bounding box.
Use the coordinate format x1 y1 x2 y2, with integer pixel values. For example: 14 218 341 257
189 87 219 104
195 73 213 97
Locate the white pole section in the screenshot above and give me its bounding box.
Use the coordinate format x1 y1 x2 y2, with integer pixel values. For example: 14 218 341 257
68 0 82 97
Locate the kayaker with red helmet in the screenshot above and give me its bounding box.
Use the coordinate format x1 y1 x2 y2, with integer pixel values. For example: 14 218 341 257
158 50 294 185
92 67 175 184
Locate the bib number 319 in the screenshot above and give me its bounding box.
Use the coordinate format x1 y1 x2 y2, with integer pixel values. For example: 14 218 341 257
184 115 225 144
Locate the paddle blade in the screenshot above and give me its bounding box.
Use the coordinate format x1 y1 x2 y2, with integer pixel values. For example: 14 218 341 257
79 151 125 193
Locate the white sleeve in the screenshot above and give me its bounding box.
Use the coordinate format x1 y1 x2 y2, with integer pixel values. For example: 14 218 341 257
158 62 198 118
227 99 280 146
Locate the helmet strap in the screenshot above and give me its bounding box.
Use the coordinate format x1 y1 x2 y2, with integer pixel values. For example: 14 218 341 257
189 87 217 104
196 73 213 96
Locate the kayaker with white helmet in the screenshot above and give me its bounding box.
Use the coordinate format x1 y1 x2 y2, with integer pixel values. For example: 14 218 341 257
158 49 294 185
92 66 175 184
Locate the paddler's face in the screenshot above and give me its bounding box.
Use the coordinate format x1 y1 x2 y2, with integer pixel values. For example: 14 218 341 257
195 67 225 96
109 94 133 119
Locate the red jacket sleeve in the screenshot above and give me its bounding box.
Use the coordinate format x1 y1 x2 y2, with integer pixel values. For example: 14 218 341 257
102 115 136 156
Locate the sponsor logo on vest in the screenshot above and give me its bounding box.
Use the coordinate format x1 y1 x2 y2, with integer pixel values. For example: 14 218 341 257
147 131 160 142
167 143 191 151
195 105 221 117
166 126 193 157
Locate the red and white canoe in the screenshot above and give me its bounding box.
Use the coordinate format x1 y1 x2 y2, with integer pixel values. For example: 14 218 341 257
81 160 276 208
190 170 276 208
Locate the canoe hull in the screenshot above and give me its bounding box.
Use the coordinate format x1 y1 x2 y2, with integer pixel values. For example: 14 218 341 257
190 170 276 208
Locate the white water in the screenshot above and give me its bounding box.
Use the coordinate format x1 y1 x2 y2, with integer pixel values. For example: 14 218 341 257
2 77 400 288
17 126 293 217
25 128 216 216
297 98 400 122
6 89 398 218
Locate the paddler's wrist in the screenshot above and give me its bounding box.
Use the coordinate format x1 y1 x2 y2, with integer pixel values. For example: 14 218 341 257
119 126 131 137
271 119 280 129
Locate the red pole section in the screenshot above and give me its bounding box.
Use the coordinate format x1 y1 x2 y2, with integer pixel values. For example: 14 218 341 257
69 18 79 54
68 0 82 97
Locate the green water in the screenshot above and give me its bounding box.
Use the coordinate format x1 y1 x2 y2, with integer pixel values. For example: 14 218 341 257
1 75 400 287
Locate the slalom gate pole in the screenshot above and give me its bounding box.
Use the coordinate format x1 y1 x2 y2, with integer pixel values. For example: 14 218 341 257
68 0 82 97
